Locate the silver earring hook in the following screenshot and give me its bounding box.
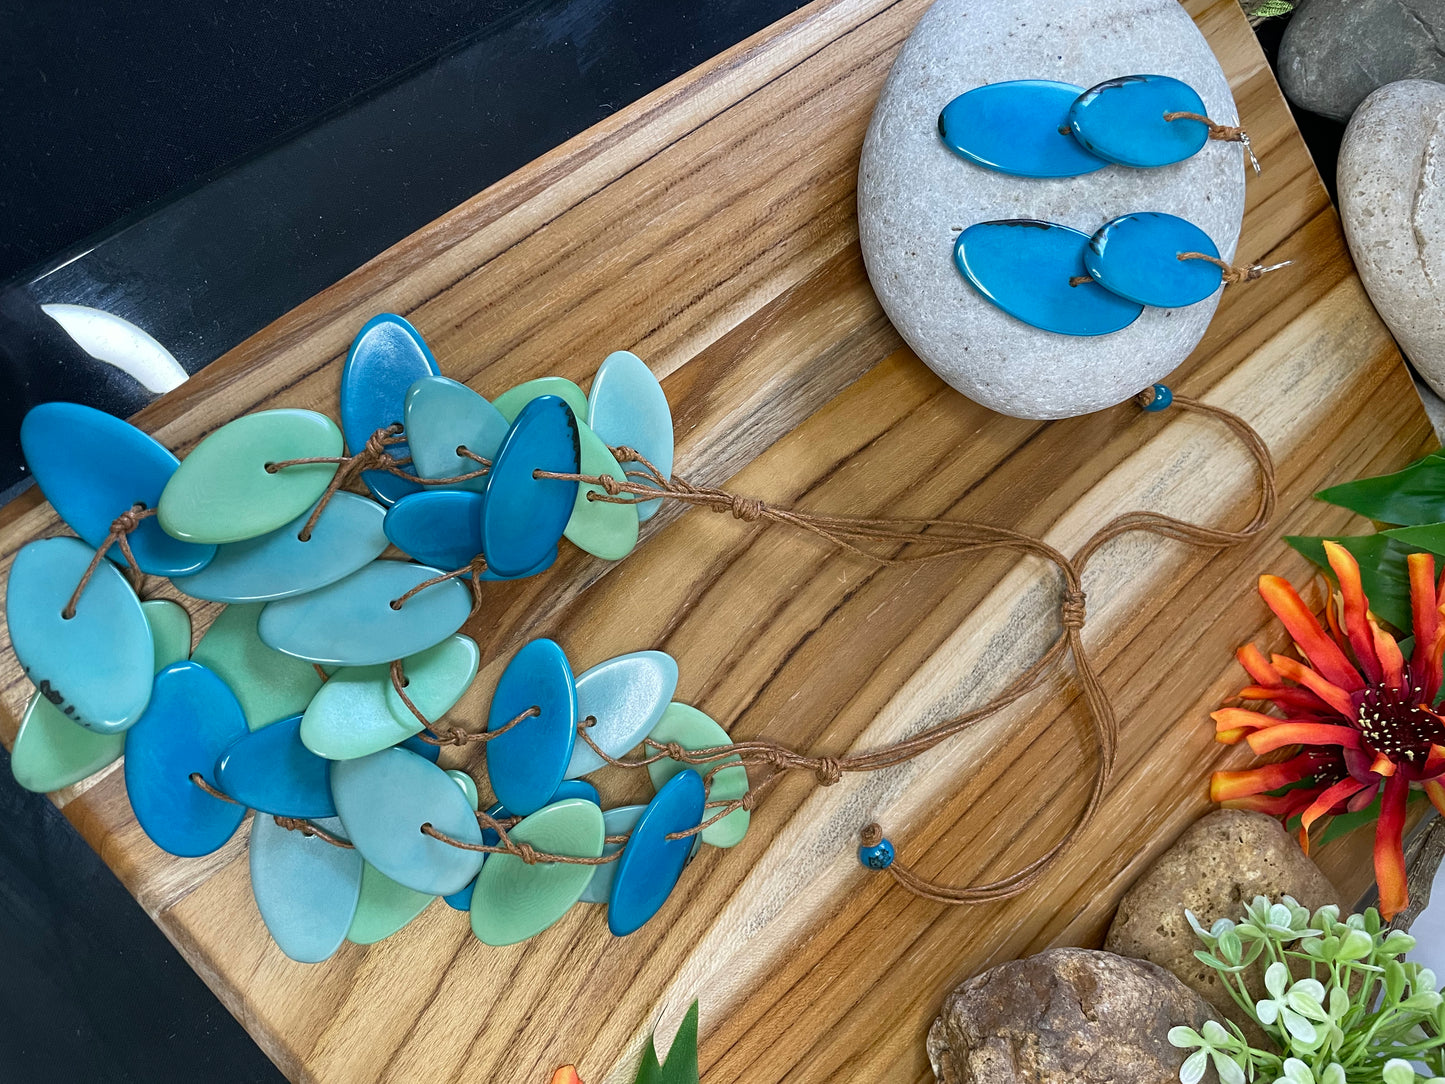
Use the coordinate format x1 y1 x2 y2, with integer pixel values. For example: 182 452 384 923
1240 130 1261 175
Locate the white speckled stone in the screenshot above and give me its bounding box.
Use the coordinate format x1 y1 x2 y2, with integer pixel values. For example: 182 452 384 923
857 0 1245 419
1339 80 1445 399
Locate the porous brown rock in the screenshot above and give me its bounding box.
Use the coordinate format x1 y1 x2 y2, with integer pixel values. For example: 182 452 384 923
925 948 1216 1083
1104 808 1341 1033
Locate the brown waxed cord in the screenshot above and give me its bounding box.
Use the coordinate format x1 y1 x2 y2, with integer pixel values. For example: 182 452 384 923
388 658 538 746
288 391 1275 904
1068 252 1290 289
273 816 353 848
389 555 490 613
62 505 156 619
188 772 240 805
1163 110 1261 173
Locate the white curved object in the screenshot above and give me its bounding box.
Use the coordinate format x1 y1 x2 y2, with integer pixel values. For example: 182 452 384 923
41 303 187 394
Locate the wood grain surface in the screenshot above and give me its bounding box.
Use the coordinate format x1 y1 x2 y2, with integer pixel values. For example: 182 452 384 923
0 1 1434 1081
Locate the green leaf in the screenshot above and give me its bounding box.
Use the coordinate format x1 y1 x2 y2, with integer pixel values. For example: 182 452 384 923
1385 520 1445 559
632 1044 664 1084
1316 791 1384 846
1316 451 1445 526
659 1002 700 1084
1284 534 1415 633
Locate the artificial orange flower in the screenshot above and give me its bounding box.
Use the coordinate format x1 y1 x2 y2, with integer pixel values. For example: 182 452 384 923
1211 540 1445 920
550 1068 583 1084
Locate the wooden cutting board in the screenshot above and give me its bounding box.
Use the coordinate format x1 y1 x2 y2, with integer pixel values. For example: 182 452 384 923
0 1 1433 1081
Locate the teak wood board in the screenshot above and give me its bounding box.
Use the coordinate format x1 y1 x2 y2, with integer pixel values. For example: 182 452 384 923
0 1 1434 1081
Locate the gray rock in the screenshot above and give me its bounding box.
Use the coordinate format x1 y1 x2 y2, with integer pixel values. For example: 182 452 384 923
926 947 1217 1084
1338 79 1445 399
1104 809 1340 1040
1280 0 1445 123
857 0 1245 420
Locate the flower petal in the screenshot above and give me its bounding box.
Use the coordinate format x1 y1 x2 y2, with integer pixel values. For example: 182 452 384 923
1246 723 1364 755
1259 574 1364 691
1425 778 1445 817
1368 615 1406 690
1375 772 1410 922
1237 643 1284 687
1211 753 1318 801
1223 787 1326 816
1324 541 1383 684
1410 553 1441 698
1238 684 1335 716
1271 655 1356 717
1298 776 1374 853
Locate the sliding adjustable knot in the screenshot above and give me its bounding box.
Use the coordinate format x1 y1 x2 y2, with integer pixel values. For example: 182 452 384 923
663 741 688 761
516 843 540 865
610 445 643 465
596 474 624 496
1177 251 1292 286
1163 111 1260 173
857 824 895 870
726 496 765 522
815 757 843 786
363 423 403 461
110 506 149 536
1060 590 1087 630
274 815 310 834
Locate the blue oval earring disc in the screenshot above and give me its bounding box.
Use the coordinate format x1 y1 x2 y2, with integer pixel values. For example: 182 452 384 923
1084 212 1223 308
484 638 577 816
955 221 1143 336
938 81 1107 178
21 402 216 577
340 314 440 505
1069 75 1210 168
481 396 580 577
607 768 705 936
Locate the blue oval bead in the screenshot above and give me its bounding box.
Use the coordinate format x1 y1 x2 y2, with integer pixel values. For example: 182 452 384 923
443 879 477 912
7 537 154 733
484 638 577 816
954 221 1144 336
553 780 601 805
257 559 473 666
384 490 483 570
1143 383 1174 412
215 714 335 818
586 351 673 522
330 746 483 896
21 402 216 577
123 661 249 856
937 81 1107 178
170 492 387 602
341 314 440 505
608 768 705 936
1083 212 1223 308
481 396 580 577
399 733 442 762
566 650 678 778
403 376 507 493
249 814 362 963
1069 74 1210 168
579 804 644 904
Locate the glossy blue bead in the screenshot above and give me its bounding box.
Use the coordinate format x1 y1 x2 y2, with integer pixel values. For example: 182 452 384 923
403 376 507 493
1068 74 1210 169
249 814 362 963
170 492 387 602
607 769 704 936
330 746 484 896
586 351 673 521
481 396 580 576
1142 384 1173 412
7 537 154 733
340 314 440 505
553 780 601 805
257 559 473 666
1083 212 1223 308
21 402 216 577
859 838 895 870
566 651 678 778
384 491 483 570
579 803 644 904
484 638 577 816
954 221 1144 336
937 81 1108 178
214 714 335 818
123 662 249 856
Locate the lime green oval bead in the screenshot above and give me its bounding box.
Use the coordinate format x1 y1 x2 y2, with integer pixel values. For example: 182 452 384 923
11 599 191 793
346 861 434 945
158 409 342 544
141 600 191 673
564 421 639 560
492 377 587 423
191 603 324 730
299 634 479 760
647 703 750 848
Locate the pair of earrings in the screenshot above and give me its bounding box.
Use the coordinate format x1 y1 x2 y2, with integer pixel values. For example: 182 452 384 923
938 74 1260 177
953 213 1289 337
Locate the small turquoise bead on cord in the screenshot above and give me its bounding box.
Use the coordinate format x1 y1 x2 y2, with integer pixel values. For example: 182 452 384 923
1140 384 1173 412
859 835 895 871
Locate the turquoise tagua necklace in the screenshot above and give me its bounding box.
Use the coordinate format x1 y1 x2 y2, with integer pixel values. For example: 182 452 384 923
5 312 1277 963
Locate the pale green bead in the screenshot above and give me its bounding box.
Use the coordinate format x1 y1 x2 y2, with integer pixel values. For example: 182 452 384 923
563 421 639 560
647 703 750 848
141 599 191 672
346 862 434 945
492 377 588 423
446 769 480 810
191 603 324 730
